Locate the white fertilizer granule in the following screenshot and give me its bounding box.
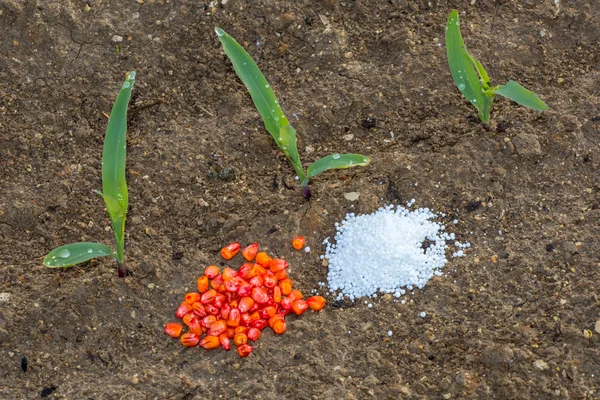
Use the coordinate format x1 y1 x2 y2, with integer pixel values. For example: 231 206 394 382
324 204 467 300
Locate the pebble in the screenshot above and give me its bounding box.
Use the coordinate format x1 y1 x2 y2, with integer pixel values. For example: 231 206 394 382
112 35 124 43
595 321 600 334
533 359 549 371
419 312 426 318
344 192 360 201
131 375 139 384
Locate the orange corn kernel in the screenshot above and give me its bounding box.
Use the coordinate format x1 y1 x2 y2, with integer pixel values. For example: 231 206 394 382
254 264 267 276
306 296 326 311
219 333 231 351
182 312 195 327
292 236 305 250
180 333 200 347
226 328 235 339
292 299 308 315
275 269 288 280
279 279 293 296
268 314 285 329
210 274 224 290
251 287 269 304
238 263 258 280
263 274 277 288
273 286 282 303
236 344 253 358
204 265 220 279
268 259 288 273
200 289 217 305
242 243 259 261
238 296 255 313
227 308 241 327
176 302 193 319
289 289 303 301
221 242 241 260
188 318 204 335
208 319 228 336
259 305 277 319
233 332 248 347
201 315 217 328
200 335 221 350
255 252 271 267
222 267 238 281
273 320 287 335
197 276 209 293
234 326 248 335
164 323 183 338
247 327 261 341
185 292 201 304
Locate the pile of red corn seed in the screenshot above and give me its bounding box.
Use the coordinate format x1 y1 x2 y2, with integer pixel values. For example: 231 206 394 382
164 237 325 357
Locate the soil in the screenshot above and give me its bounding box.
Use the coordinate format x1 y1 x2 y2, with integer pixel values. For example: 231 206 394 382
1 0 600 398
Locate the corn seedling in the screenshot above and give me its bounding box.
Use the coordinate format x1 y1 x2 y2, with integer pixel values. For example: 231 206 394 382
215 27 370 199
43 72 136 277
446 10 548 126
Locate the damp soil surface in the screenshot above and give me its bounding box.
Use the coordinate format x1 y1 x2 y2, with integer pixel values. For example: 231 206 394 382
1 1 600 398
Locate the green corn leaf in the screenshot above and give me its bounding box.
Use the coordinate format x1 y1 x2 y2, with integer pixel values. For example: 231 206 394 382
306 154 371 183
446 10 485 117
215 27 290 141
469 54 491 89
44 242 116 268
102 71 135 262
492 80 548 110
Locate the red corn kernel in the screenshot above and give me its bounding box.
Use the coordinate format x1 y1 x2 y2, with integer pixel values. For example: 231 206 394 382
176 302 193 319
292 236 305 250
251 287 269 304
234 326 248 334
247 327 261 341
185 292 201 304
208 319 228 336
275 269 288 280
249 319 268 331
227 308 241 327
164 323 183 338
240 312 251 327
201 315 217 328
221 242 241 260
242 243 259 261
219 333 231 351
200 335 221 350
273 320 286 335
192 302 207 318
197 276 209 293
221 267 238 281
268 314 285 329
200 289 217 305
289 289 303 301
255 252 271 267
280 296 294 311
268 259 288 273
279 279 293 296
213 293 226 308
204 265 220 279
182 312 195 327
238 297 254 313
224 279 239 293
180 332 200 347
205 304 220 316
249 311 261 322
237 281 253 297
226 328 235 339
210 274 224 290
188 318 203 335
237 344 253 358
259 305 277 319
263 274 277 288
238 263 258 280
292 299 308 315
280 308 293 316
306 296 326 311
248 303 260 313
273 286 282 303
221 303 232 320
249 275 264 288
233 332 248 347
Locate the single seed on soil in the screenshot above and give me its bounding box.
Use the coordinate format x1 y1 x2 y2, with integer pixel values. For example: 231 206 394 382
292 236 306 250
221 242 241 260
242 243 259 261
306 296 326 311
164 323 183 338
237 344 253 357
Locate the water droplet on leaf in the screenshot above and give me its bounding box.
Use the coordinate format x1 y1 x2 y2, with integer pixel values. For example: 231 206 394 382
87 248 93 254
457 83 466 91
332 153 340 160
58 249 71 258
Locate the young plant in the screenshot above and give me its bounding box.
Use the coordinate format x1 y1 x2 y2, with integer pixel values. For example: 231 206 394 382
215 27 370 199
446 9 548 126
43 71 136 277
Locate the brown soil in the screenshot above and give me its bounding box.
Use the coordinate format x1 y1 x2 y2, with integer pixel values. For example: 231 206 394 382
1 0 600 398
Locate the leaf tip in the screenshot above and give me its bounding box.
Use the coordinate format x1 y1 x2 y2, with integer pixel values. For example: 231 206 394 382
215 27 225 37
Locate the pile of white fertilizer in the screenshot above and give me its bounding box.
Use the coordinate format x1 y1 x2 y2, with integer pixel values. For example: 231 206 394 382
324 203 468 301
